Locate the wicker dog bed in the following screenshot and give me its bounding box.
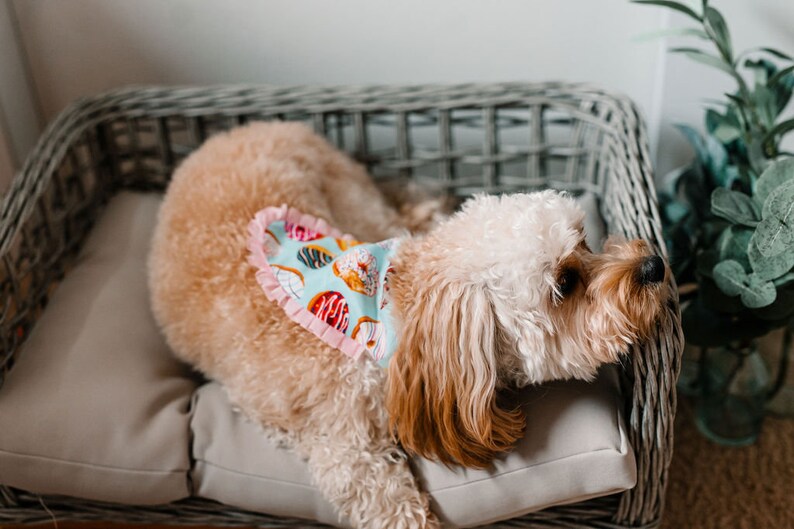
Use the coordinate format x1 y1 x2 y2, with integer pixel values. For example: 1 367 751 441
0 83 683 528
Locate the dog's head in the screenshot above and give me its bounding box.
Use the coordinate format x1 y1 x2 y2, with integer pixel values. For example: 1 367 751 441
386 190 669 468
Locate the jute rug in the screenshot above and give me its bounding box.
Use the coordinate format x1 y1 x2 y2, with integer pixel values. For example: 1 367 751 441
661 398 794 529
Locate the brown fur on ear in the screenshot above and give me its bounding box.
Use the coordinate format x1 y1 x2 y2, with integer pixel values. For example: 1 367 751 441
386 274 525 469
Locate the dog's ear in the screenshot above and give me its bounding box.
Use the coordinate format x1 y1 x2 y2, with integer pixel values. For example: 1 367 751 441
386 279 525 468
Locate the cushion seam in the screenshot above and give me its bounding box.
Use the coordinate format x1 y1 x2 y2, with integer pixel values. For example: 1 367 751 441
194 458 318 490
195 445 626 494
0 447 189 475
425 445 626 493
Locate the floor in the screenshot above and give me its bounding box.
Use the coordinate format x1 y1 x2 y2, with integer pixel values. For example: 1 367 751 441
660 399 794 529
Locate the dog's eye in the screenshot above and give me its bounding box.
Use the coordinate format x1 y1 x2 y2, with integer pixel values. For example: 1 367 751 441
557 268 579 298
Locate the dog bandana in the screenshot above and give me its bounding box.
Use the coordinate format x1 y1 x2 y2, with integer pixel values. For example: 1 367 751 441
248 206 400 367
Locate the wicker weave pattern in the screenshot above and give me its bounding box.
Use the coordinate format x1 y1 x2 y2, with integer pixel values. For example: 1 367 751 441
0 83 683 528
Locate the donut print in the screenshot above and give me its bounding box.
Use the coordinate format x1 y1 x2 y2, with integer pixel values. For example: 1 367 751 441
285 221 323 242
377 239 397 252
263 229 281 256
332 247 379 297
352 316 386 361
297 245 335 269
336 238 362 252
271 264 304 300
380 266 395 309
308 291 350 333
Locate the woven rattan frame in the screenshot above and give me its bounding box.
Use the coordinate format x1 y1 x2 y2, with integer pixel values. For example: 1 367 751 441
0 83 683 528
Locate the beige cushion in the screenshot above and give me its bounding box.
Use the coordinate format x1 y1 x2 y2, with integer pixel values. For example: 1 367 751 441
191 370 635 528
0 192 197 504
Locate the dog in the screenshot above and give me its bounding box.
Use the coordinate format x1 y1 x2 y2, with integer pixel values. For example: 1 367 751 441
148 122 669 529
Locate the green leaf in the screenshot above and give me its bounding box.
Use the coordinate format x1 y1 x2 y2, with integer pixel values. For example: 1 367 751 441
736 47 794 67
746 137 769 177
749 232 794 280
677 164 710 216
763 119 794 147
762 178 794 221
754 179 794 257
773 271 794 287
769 65 794 87
706 109 742 143
661 164 697 196
713 259 777 308
631 0 702 21
723 165 742 190
773 80 794 114
753 47 793 62
671 48 739 81
725 93 745 106
753 217 794 258
744 58 777 86
711 187 760 226
715 123 742 144
717 226 753 271
705 108 720 133
725 101 748 135
704 6 733 60
743 273 777 308
754 158 794 205
664 201 690 224
753 85 779 130
713 259 747 296
706 135 729 183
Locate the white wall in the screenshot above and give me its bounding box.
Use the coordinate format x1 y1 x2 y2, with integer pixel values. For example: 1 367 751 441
0 0 42 192
2 0 794 184
7 0 668 152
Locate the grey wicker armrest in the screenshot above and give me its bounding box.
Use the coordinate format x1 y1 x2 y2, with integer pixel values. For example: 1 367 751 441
0 83 683 528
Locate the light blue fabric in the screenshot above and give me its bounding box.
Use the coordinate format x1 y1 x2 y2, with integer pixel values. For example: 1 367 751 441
265 220 400 367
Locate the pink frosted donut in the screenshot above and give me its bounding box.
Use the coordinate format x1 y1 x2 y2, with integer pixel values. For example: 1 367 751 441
285 221 322 241
308 291 350 333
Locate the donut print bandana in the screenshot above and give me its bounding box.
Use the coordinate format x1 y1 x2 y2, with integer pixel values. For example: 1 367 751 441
248 205 400 367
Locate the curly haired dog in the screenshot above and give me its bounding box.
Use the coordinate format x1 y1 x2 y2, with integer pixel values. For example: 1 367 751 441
149 122 670 529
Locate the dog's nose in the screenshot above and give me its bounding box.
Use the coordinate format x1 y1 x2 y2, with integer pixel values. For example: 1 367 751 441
638 255 665 285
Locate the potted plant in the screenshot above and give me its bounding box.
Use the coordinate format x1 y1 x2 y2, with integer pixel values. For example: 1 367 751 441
633 0 794 444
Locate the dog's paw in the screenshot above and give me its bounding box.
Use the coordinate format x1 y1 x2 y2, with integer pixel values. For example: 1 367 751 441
327 449 437 529
358 497 440 529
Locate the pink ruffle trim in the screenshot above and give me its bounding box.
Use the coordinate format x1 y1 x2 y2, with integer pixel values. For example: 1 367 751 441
247 205 367 361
